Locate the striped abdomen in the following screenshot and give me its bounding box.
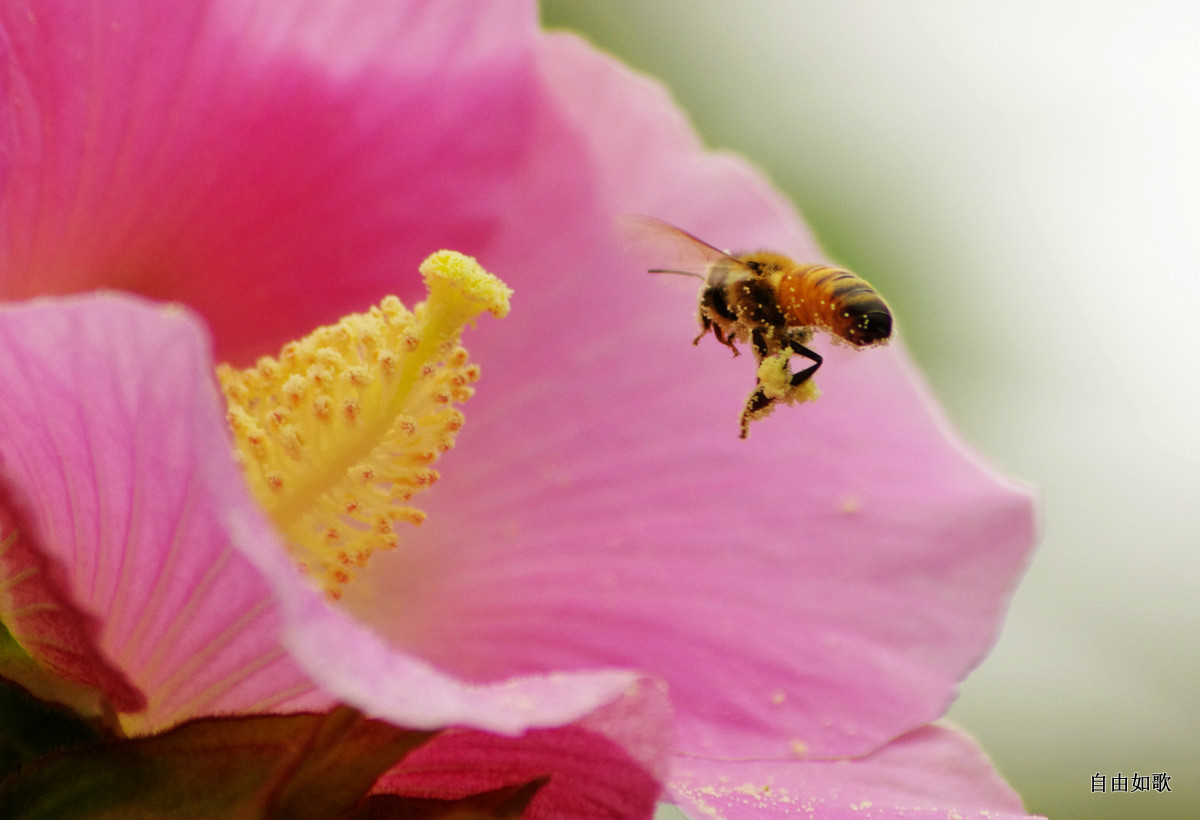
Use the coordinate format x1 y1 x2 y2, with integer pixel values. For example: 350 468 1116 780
778 265 892 346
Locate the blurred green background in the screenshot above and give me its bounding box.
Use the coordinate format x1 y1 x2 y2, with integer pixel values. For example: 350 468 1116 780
541 2 1199 819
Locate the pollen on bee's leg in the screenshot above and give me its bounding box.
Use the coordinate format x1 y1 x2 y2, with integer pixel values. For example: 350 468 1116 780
739 351 820 438
739 387 775 439
217 251 511 598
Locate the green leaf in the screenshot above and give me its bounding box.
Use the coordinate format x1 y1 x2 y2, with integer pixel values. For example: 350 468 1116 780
0 677 107 780
0 707 432 820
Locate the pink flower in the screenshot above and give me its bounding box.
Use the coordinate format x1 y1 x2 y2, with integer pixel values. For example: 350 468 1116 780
0 1 1039 818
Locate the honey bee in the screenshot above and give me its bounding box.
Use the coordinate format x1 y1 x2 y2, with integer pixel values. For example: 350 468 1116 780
619 214 892 438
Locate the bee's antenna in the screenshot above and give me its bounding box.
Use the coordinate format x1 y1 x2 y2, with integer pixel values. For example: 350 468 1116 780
649 268 704 279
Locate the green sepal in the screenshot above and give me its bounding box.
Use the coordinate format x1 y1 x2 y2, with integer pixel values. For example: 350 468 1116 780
0 619 116 724
0 706 433 820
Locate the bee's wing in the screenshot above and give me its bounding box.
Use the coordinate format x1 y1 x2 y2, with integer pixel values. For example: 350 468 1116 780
616 214 746 276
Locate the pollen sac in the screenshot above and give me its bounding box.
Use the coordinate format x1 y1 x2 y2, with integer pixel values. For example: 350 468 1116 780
739 350 821 437
217 251 510 599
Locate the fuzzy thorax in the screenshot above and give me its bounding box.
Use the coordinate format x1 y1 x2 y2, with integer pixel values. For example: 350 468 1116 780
219 251 511 598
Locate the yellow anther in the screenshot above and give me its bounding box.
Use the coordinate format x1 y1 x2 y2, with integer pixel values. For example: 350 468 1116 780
316 348 345 369
256 358 279 381
391 508 426 526
280 342 302 365
282 375 306 405
312 394 333 421
278 426 304 460
307 364 333 387
378 350 399 376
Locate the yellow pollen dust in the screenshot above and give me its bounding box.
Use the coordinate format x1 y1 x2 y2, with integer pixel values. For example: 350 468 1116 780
754 351 820 407
218 251 511 599
739 349 821 433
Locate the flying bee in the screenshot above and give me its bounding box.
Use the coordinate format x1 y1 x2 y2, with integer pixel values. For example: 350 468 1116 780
618 214 892 438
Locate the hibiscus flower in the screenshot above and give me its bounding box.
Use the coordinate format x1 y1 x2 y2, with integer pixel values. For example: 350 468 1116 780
0 1 1039 818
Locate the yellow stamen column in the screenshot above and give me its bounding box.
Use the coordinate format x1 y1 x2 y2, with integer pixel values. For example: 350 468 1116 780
219 251 511 598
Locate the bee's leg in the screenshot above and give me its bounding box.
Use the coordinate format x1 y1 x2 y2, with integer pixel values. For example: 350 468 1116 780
692 313 712 346
785 339 823 386
751 328 773 360
714 324 736 354
702 320 740 357
739 387 774 439
697 291 741 356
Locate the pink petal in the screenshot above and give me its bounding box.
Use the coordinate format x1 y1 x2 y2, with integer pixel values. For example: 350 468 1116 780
0 0 539 364
0 294 327 731
227 497 643 735
375 677 671 820
0 498 143 711
0 295 654 738
344 30 1038 763
668 724 1044 820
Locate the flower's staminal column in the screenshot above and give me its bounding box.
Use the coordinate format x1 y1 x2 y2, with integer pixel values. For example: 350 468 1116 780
218 251 511 598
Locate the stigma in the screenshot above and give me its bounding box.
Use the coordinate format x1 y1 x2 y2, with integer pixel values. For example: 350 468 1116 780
218 251 512 598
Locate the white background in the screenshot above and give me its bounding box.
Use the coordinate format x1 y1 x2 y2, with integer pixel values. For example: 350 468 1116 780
541 2 1200 818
